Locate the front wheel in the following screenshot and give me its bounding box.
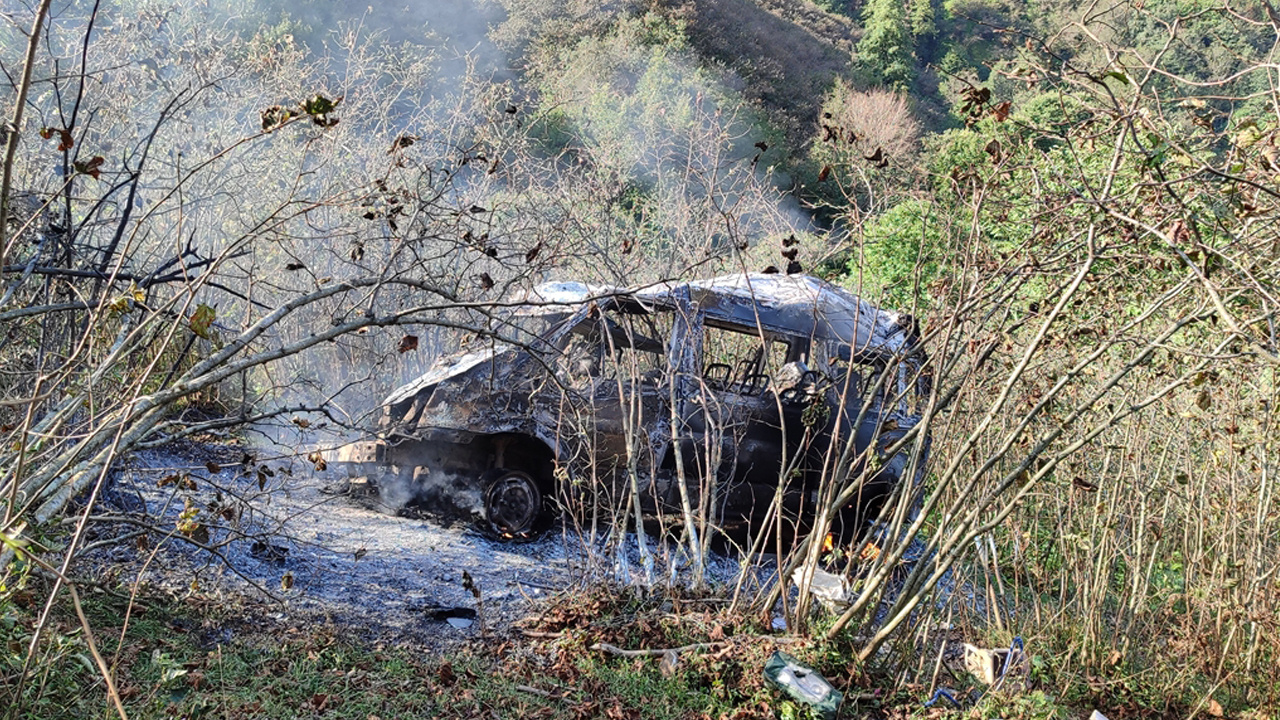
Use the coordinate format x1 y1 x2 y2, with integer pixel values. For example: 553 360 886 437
482 469 543 537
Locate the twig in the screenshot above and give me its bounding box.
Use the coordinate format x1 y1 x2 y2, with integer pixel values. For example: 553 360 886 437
74 514 282 601
590 635 803 657
513 577 567 591
519 630 564 639
0 0 55 272
514 684 557 698
591 641 728 657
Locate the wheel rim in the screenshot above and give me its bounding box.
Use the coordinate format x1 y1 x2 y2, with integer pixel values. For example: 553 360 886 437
483 470 541 536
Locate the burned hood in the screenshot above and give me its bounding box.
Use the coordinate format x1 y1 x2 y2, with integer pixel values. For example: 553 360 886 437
382 284 613 410
383 344 516 407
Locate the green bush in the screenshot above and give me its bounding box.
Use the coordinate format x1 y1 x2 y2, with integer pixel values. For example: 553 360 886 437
846 199 945 308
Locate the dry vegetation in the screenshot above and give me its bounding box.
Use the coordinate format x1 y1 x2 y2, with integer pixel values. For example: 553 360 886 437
665 0 858 144
3 0 1279 718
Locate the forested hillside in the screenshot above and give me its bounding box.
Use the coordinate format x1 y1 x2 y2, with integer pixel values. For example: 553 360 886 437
2 0 1277 717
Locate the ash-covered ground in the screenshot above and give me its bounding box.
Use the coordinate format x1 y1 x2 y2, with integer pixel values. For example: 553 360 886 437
76 440 983 653
77 441 772 647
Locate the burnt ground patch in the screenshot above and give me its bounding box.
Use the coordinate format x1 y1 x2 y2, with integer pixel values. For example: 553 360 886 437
77 441 761 649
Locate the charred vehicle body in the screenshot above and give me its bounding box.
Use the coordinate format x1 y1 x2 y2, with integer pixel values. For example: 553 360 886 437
333 273 929 544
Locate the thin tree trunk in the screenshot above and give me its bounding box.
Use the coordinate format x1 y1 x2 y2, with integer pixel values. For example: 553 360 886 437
0 0 55 270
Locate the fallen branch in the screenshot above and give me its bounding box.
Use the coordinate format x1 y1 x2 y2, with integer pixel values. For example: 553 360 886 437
519 630 564 639
590 635 802 657
514 684 560 699
591 641 728 657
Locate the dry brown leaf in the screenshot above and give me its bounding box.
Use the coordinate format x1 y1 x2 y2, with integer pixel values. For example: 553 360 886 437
307 451 327 472
1196 388 1212 411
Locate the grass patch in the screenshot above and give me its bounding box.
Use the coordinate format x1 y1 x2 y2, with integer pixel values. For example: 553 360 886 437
4 583 789 719
2 578 1241 720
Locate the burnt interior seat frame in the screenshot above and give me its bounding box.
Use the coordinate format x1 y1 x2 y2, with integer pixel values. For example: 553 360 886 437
704 362 732 390
778 369 821 404
739 372 770 396
729 357 757 394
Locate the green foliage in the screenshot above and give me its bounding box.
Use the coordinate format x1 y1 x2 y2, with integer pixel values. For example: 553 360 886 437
628 10 691 50
908 0 937 38
924 123 998 196
810 0 856 17
933 0 1021 84
846 199 945 308
858 0 914 90
535 11 757 181
0 587 784 720
921 105 1148 255
239 13 309 66
1091 2 1269 98
1 575 101 718
523 8 793 274
975 689 1072 719
1013 92 1091 149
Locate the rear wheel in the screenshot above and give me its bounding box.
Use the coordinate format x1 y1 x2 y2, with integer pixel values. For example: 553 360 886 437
483 469 542 537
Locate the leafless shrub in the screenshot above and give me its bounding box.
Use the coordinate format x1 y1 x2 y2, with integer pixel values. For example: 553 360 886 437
818 82 923 169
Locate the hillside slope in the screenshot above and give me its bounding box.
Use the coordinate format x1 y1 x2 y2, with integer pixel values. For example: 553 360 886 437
667 0 859 142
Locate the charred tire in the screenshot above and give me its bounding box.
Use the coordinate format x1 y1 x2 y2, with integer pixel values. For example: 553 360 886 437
482 469 543 537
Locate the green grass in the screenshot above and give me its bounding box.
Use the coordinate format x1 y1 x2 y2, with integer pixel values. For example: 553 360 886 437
5 576 1259 720
3 584 782 720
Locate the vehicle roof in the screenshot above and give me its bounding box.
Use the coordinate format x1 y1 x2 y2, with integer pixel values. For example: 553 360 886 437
524 273 913 359
648 273 910 354
385 273 912 407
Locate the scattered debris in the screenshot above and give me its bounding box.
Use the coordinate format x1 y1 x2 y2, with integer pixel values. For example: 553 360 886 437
462 570 485 634
763 651 843 720
249 541 288 563
924 687 964 709
792 566 850 609
659 649 679 678
932 637 1030 709
90 443 598 646
963 643 1001 685
962 637 1029 690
